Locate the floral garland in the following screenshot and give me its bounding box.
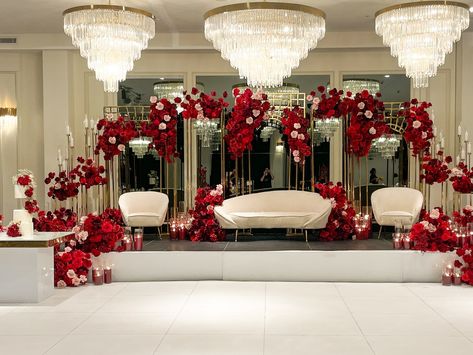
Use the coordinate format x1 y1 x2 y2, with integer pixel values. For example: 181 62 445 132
180 87 228 120
420 152 452 185
54 248 91 288
225 88 271 159
73 157 107 189
449 162 473 193
188 184 224 242
315 182 356 241
34 208 77 232
281 106 311 163
141 96 180 163
12 169 40 214
346 90 386 157
95 115 138 160
400 99 434 156
6 221 21 237
309 86 350 119
409 208 456 252
71 208 124 257
44 171 80 201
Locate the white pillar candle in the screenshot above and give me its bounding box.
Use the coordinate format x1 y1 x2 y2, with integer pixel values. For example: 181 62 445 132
458 125 462 137
89 119 95 130
70 136 74 148
457 155 460 165
440 137 445 149
435 143 440 154
431 109 435 122
468 142 472 154
66 125 70 136
465 131 469 142
84 114 89 128
461 149 466 160
433 126 437 136
57 148 62 162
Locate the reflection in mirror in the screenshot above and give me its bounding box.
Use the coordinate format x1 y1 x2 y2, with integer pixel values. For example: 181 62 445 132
345 74 410 209
196 74 330 194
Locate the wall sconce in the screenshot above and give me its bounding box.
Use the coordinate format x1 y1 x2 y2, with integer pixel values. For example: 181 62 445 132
0 107 17 118
275 140 284 153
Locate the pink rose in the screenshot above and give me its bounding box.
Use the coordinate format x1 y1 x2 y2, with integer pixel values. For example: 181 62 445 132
150 96 158 104
56 280 67 288
108 136 116 144
195 103 202 111
164 114 171 122
421 132 427 139
429 209 440 219
413 120 421 129
246 117 254 125
298 134 305 140
358 102 365 110
290 131 298 139
294 123 301 129
365 110 373 119
292 150 300 157
369 127 376 135
252 109 261 117
306 95 314 102
66 269 76 279
118 144 125 152
156 102 164 110
159 122 167 130
294 156 301 163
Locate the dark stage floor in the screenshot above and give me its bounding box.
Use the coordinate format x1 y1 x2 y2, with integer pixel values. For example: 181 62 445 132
142 234 393 252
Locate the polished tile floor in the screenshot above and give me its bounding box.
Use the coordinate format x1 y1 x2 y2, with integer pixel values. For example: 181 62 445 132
1 281 473 354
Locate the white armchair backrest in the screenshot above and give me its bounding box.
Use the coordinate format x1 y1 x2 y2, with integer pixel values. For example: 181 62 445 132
221 190 330 213
118 191 169 218
371 187 423 218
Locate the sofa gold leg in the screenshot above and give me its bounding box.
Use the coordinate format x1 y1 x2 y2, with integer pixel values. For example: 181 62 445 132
235 230 238 242
157 227 162 240
304 230 308 243
377 225 382 239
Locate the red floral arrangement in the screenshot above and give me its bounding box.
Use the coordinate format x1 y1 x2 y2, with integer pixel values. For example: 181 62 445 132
54 248 91 288
188 184 224 242
400 99 434 156
180 87 228 121
72 208 124 256
34 208 77 232
455 247 473 286
0 214 5 232
420 152 452 185
95 115 138 160
410 208 456 252
13 169 40 214
315 182 356 241
6 221 21 237
73 157 107 189
449 162 473 193
346 90 387 157
309 86 350 119
141 96 180 163
44 170 80 201
225 88 271 159
453 205 473 227
281 106 311 164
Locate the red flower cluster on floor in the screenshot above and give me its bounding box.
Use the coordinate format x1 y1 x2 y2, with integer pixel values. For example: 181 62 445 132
73 157 107 189
44 170 80 201
95 115 138 160
34 209 77 232
225 88 271 159
188 184 224 242
72 208 124 256
420 152 452 185
6 221 21 237
346 90 386 157
315 182 356 241
141 96 180 163
410 208 456 252
450 162 473 193
281 106 311 164
54 248 92 287
400 99 434 156
180 87 228 120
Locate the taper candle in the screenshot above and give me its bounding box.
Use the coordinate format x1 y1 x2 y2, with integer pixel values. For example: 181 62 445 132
458 125 462 137
465 131 469 142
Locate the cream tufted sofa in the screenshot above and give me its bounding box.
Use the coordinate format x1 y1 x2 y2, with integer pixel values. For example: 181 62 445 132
214 190 332 241
119 191 169 238
371 187 423 238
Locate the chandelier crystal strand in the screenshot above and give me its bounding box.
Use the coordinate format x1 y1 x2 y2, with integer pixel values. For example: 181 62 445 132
64 5 155 92
375 1 469 88
204 3 325 87
343 79 380 96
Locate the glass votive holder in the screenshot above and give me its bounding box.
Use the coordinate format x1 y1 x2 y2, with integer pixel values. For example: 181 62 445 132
92 267 104 286
133 230 143 251
122 236 132 251
104 267 112 284
454 270 462 286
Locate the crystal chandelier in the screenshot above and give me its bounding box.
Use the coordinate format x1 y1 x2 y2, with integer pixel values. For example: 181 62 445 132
204 2 325 87
343 79 380 96
315 118 341 141
375 1 469 88
129 136 152 159
194 120 219 148
154 81 205 100
372 134 401 159
63 4 156 92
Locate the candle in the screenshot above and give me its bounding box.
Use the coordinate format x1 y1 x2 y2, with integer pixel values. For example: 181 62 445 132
122 236 132 251
468 143 472 154
69 136 74 148
84 114 89 128
456 155 460 165
393 234 402 250
92 268 104 286
435 143 440 154
133 229 143 251
66 125 70 136
454 271 462 285
458 125 462 137
465 131 469 142
170 221 178 240
433 126 437 137
179 224 187 240
104 267 112 284
87 135 91 147
442 272 452 286
440 137 445 149
57 148 62 163
461 149 466 160
89 119 95 130
403 235 412 250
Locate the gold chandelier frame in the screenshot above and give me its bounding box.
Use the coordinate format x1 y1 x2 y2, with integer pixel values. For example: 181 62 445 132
63 4 155 19
375 1 469 18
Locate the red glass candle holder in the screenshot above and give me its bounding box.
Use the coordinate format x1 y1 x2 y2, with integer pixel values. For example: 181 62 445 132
134 234 143 251
122 237 132 251
178 225 187 240
104 267 112 284
393 234 402 250
402 235 412 250
454 272 462 286
92 268 104 286
169 222 178 240
441 272 452 286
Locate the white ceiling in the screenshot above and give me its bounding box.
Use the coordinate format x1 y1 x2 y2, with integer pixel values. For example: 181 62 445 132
1 0 472 34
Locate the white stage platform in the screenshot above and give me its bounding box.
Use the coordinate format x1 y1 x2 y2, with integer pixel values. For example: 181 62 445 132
105 249 454 283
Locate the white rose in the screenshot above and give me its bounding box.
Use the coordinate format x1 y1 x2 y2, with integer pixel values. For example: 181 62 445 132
195 103 202 111
369 127 377 135
118 144 125 152
307 95 314 102
66 269 76 279
64 246 72 253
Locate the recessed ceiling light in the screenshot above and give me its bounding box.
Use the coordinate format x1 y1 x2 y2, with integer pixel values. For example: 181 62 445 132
159 77 165 80
470 6 473 13
384 74 390 78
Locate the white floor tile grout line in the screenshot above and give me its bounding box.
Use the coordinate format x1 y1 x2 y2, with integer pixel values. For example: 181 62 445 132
152 280 200 354
404 284 473 343
334 283 376 355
